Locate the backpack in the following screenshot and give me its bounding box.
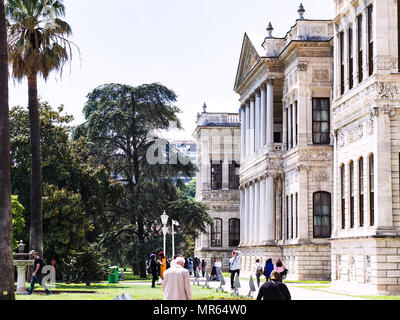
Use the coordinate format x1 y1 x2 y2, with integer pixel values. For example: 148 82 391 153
256 266 263 275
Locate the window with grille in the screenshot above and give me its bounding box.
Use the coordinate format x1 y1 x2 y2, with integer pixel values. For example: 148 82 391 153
229 161 240 190
211 218 222 247
211 161 222 190
313 192 332 238
229 219 240 247
313 98 330 145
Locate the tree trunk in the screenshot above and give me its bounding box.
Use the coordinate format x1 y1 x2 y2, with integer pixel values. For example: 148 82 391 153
0 0 16 301
137 217 147 279
27 73 43 258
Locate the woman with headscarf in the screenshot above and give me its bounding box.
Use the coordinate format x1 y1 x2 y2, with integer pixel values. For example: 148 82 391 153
263 258 274 281
148 254 160 288
188 257 193 276
158 252 167 280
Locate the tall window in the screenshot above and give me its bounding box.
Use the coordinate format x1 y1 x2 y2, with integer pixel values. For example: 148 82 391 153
313 192 331 238
341 164 345 229
290 194 294 239
286 196 289 239
368 5 374 76
295 101 298 146
290 105 293 149
312 98 330 145
211 161 222 190
359 157 365 227
295 193 298 238
286 108 289 150
349 161 355 228
229 219 240 247
229 161 240 190
340 31 345 94
349 27 354 89
369 154 375 226
211 218 222 247
357 14 363 82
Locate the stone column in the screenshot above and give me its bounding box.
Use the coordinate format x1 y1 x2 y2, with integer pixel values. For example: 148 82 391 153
288 104 292 150
266 175 275 242
240 188 245 245
255 91 261 152
249 183 255 243
250 97 255 155
254 180 260 242
245 186 250 244
292 102 297 148
259 177 267 243
283 105 288 152
245 102 250 159
374 108 394 232
298 166 308 239
260 85 267 148
266 80 274 152
240 105 246 162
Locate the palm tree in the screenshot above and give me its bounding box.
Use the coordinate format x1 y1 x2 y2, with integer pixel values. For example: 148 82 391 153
6 0 76 256
0 0 15 301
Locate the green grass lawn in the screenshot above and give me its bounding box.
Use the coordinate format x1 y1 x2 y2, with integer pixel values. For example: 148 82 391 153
15 282 236 301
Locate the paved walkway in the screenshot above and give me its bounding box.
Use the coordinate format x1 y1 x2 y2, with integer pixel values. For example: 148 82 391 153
195 276 366 300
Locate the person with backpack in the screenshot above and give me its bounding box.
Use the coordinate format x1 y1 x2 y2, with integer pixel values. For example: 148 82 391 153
254 258 263 287
27 250 51 295
263 258 274 281
256 270 291 300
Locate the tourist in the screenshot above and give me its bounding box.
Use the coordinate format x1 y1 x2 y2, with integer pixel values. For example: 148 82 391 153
193 257 200 276
201 259 207 277
148 253 160 288
254 258 263 287
27 250 51 295
188 257 193 275
229 250 241 290
214 258 222 281
162 257 192 300
274 258 288 281
263 258 274 281
158 252 167 280
257 270 291 300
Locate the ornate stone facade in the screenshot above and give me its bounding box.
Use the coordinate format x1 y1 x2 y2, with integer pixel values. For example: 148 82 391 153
193 111 241 272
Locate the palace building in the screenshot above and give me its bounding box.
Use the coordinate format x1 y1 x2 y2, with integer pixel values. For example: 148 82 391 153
193 105 241 271
194 1 400 295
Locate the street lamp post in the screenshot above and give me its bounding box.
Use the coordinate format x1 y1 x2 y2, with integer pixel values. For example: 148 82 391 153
161 211 169 257
171 220 179 258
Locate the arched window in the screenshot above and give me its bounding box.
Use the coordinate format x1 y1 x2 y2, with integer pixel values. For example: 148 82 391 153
229 219 240 247
369 154 375 226
313 192 331 238
211 218 222 247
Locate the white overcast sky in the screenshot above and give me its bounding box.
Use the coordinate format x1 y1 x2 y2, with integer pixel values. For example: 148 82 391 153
8 0 334 140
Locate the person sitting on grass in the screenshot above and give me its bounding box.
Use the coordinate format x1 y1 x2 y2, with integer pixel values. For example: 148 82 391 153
27 250 51 296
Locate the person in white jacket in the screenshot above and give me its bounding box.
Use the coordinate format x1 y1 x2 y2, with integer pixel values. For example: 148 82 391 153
162 257 192 300
229 250 241 290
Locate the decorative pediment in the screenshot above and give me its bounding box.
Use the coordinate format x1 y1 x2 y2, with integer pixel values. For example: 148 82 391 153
234 33 262 91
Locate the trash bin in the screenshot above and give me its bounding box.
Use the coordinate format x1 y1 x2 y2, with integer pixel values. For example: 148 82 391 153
108 266 119 284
